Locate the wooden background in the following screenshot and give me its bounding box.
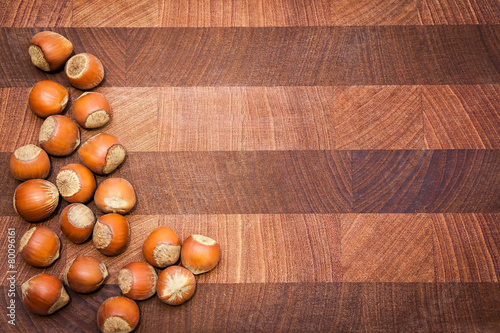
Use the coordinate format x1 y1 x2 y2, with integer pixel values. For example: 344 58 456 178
1 0 499 332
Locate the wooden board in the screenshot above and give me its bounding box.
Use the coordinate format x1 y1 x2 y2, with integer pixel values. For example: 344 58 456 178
0 1 499 332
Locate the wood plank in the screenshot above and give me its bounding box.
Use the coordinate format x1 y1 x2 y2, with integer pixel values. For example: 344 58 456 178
419 0 500 25
1 26 499 87
0 28 126 87
159 86 336 151
0 0 71 27
110 151 353 215
159 0 418 27
352 150 500 213
423 85 500 149
333 85 423 150
432 213 500 282
2 283 499 332
2 150 499 215
125 26 500 86
341 214 434 282
73 0 160 27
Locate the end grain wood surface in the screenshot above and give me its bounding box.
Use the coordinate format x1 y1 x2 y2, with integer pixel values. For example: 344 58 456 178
0 1 499 332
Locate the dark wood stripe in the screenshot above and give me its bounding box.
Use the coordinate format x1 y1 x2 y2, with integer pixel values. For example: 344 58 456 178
353 150 500 213
126 25 500 86
2 283 499 332
2 150 499 216
1 26 499 87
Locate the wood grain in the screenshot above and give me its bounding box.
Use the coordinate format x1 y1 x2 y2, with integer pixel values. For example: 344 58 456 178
0 0 71 27
423 85 500 149
432 213 500 282
159 86 335 151
341 214 434 282
1 27 499 87
73 0 160 27
0 88 41 152
352 150 500 213
160 0 418 27
419 0 500 25
333 86 423 150
2 150 499 216
2 283 500 332
126 26 500 86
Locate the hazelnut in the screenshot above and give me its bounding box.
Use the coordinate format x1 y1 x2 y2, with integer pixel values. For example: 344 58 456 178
78 133 126 174
94 178 136 214
118 261 157 300
56 163 96 203
181 235 221 275
59 203 95 244
156 266 196 306
93 214 130 256
39 115 80 156
9 144 50 181
63 256 108 293
142 226 181 268
13 179 59 222
20 226 60 267
65 53 104 90
73 92 111 129
28 80 68 118
97 296 140 333
29 31 73 72
21 273 70 315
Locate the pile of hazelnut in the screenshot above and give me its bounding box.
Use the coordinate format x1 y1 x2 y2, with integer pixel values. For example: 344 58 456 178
12 31 221 333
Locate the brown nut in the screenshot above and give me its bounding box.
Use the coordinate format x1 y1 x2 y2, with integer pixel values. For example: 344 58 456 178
56 163 96 203
156 266 196 306
13 179 59 222
39 115 80 156
97 296 140 333
21 273 70 315
9 144 50 181
78 133 126 174
28 80 68 118
94 178 136 214
181 235 221 275
60 203 95 244
142 226 181 268
73 92 111 129
20 226 60 267
118 261 157 300
29 31 73 72
93 214 130 256
63 256 108 293
65 53 104 90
